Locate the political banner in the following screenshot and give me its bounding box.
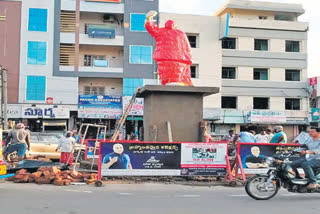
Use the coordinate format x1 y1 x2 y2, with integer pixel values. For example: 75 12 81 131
180 143 228 176
100 142 181 176
86 140 99 159
238 143 299 174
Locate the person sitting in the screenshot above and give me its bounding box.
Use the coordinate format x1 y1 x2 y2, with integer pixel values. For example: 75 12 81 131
289 127 320 189
4 123 30 161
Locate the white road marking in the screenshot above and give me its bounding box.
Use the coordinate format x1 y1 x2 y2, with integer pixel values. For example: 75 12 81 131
119 192 134 195
65 189 92 193
229 195 248 197
177 194 201 197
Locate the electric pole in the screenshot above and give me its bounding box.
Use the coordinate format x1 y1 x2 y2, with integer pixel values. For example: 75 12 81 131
0 65 8 130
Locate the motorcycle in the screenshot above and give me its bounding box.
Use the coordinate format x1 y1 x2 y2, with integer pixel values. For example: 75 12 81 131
245 145 320 200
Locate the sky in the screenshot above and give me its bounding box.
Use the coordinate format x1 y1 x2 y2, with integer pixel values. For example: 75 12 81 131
159 0 320 77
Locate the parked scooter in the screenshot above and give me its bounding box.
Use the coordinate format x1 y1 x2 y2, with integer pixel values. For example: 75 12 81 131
245 145 320 200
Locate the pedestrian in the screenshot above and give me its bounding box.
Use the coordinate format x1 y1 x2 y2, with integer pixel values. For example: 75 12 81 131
222 130 235 142
270 126 287 143
265 128 274 143
55 131 76 166
233 131 256 143
255 129 268 143
4 123 30 161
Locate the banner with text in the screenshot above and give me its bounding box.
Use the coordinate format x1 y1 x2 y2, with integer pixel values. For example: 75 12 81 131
238 143 299 174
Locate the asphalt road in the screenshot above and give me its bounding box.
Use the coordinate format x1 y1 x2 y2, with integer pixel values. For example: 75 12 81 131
1 182 320 214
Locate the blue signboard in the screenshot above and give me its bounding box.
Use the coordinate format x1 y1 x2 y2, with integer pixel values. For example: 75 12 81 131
78 95 122 119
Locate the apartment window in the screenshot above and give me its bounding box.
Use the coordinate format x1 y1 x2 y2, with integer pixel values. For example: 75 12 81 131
254 97 269 109
130 13 146 32
26 76 46 101
28 8 48 32
222 38 236 49
259 16 268 20
84 86 105 95
285 98 300 110
187 34 199 48
254 68 268 80
123 78 143 96
275 14 294 21
286 41 300 52
84 55 107 67
222 97 237 109
129 46 152 64
27 41 47 65
222 67 236 79
285 69 300 81
190 65 199 78
254 39 268 51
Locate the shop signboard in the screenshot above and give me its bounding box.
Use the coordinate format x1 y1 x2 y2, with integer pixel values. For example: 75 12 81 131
98 141 229 177
311 108 320 122
21 105 70 119
85 0 121 2
237 143 299 174
78 95 122 119
247 111 286 124
180 143 228 176
123 96 144 116
7 105 22 118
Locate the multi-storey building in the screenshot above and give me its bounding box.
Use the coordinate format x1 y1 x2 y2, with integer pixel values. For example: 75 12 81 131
161 0 309 141
1 0 309 141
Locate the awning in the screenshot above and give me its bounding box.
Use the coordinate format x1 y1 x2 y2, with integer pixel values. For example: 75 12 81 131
43 120 67 126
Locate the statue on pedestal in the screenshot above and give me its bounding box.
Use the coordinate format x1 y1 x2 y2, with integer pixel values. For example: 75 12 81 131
145 11 193 86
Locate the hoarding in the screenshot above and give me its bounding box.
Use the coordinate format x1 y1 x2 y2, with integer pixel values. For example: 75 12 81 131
78 95 122 119
247 111 286 123
98 141 229 177
238 143 299 174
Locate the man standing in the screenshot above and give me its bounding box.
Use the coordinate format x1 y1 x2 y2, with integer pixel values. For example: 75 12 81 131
266 129 274 143
255 130 268 143
4 123 30 161
289 127 320 189
222 130 235 142
270 126 287 143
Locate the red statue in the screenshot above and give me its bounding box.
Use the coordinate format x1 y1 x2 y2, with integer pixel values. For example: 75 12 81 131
145 11 193 86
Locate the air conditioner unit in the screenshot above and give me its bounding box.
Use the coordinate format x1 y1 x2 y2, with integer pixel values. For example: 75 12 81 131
103 14 115 23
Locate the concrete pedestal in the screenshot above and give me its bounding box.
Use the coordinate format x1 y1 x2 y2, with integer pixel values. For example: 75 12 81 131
137 85 219 142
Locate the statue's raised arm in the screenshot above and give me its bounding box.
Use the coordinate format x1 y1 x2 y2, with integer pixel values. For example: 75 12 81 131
145 11 193 86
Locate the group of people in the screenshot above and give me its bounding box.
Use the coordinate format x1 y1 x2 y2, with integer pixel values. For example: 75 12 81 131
3 124 79 166
222 126 287 144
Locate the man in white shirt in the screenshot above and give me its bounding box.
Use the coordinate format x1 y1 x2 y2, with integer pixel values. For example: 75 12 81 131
255 130 268 143
266 129 274 143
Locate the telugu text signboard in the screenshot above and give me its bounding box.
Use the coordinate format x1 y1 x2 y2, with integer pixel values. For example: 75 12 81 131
247 111 286 124
78 95 122 119
123 96 144 116
238 143 299 174
22 105 70 119
98 141 229 177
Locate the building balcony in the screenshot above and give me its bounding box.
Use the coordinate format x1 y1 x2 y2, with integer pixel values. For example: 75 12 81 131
61 0 124 14
60 27 124 46
229 18 308 32
60 59 123 73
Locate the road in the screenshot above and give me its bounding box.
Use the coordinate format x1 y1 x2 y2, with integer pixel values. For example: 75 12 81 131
1 182 320 214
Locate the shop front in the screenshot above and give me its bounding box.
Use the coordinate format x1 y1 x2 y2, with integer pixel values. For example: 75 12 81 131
122 96 144 140
78 95 122 138
7 104 73 132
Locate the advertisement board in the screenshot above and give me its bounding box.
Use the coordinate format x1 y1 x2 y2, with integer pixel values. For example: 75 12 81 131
237 143 299 174
123 96 144 116
78 95 122 119
98 141 229 177
22 105 70 119
180 143 228 176
85 140 99 159
247 111 286 124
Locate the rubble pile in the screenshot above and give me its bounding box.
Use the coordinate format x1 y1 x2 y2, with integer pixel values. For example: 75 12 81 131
8 167 98 186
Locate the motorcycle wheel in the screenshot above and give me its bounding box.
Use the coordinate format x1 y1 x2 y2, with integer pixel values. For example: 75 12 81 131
245 175 279 200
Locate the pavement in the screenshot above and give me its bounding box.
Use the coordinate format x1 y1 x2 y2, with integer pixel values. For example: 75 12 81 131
1 182 320 214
